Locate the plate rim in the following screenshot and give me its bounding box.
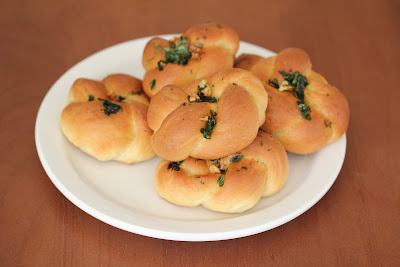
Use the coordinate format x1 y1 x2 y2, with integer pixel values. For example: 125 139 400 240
35 35 347 241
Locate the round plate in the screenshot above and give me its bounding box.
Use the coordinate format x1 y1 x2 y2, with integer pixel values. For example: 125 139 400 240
35 35 346 242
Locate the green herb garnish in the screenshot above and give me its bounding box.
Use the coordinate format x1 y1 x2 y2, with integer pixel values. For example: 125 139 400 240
157 39 192 71
88 95 94 101
268 78 279 89
150 79 156 90
153 42 161 50
297 103 311 120
197 43 203 49
200 110 216 139
217 175 224 188
99 98 122 116
230 154 244 162
232 83 238 86
147 42 162 62
117 96 126 102
242 167 247 170
278 71 311 120
324 119 332 127
260 141 263 146
200 181 205 185
131 91 142 95
167 161 183 171
191 84 217 103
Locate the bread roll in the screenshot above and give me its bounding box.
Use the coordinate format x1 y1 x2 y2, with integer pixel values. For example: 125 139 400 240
235 48 350 154
147 68 268 161
61 74 156 164
154 131 289 213
142 22 239 97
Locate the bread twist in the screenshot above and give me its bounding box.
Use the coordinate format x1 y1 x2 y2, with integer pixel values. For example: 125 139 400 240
147 68 268 161
61 74 156 164
154 131 288 213
235 48 350 154
142 22 239 97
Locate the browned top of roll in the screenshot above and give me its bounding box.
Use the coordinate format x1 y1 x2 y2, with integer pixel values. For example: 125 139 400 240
235 48 350 154
61 74 155 164
147 68 268 161
154 131 289 213
142 22 239 97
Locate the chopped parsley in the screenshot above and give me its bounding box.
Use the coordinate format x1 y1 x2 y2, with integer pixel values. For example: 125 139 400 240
167 161 183 171
191 84 217 103
230 154 244 162
117 96 126 102
153 43 161 50
217 175 224 188
150 79 156 90
131 91 142 95
268 78 279 89
99 98 122 116
88 95 94 101
325 119 332 127
157 39 192 71
200 181 205 185
278 71 311 120
297 103 311 120
242 166 247 170
260 141 263 146
200 110 217 139
147 42 162 62
232 83 238 86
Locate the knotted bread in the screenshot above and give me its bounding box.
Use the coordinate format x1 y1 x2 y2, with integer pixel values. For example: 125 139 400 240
147 68 268 161
142 22 239 97
154 131 289 213
61 74 156 164
235 48 350 154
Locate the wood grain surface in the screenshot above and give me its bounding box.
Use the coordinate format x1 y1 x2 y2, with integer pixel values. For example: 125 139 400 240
1 0 399 265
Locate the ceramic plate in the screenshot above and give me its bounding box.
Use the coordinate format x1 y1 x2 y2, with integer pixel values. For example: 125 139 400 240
35 35 346 241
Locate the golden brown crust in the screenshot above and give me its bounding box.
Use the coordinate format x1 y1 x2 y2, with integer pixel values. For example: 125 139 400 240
102 74 150 106
234 48 350 154
61 74 155 164
142 22 239 97
153 131 289 213
147 68 268 161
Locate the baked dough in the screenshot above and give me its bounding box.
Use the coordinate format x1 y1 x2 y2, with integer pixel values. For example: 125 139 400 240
154 131 289 213
61 74 156 164
147 68 268 161
142 22 239 97
235 48 350 154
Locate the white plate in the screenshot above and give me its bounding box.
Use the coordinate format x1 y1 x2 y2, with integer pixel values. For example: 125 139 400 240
35 35 346 242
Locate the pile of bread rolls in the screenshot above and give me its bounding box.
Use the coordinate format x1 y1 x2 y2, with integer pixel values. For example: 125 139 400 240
60 22 350 213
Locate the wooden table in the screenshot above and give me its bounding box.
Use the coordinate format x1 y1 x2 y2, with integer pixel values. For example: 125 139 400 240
1 0 399 265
